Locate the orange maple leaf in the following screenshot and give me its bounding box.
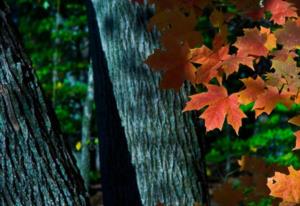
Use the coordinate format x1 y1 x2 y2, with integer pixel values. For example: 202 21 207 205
145 40 196 90
183 84 246 134
238 76 266 105
234 27 276 57
275 20 300 50
268 166 300 204
191 44 253 81
266 57 300 94
190 45 229 84
253 86 293 117
221 54 254 77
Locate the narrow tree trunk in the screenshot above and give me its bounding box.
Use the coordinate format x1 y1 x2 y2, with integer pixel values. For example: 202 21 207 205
89 0 204 205
0 2 88 205
80 65 94 190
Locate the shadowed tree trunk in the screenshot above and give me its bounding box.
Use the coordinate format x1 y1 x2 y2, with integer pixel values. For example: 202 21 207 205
88 0 206 205
0 2 88 205
86 0 143 205
80 65 94 190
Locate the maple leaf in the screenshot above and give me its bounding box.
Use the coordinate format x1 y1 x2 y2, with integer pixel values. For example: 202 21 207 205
221 54 254 77
145 40 196 90
191 43 254 83
212 182 244 206
191 42 253 81
263 0 298 25
238 76 265 105
268 166 300 204
190 45 228 84
275 20 300 50
183 84 246 134
234 27 276 57
266 57 300 94
253 86 293 117
261 27 277 50
148 9 202 47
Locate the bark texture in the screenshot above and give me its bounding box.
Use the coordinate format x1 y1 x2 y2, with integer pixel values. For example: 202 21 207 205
0 3 88 205
86 0 142 205
91 0 203 205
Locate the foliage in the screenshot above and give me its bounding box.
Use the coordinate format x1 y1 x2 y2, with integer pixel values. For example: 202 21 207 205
7 0 96 142
135 0 300 205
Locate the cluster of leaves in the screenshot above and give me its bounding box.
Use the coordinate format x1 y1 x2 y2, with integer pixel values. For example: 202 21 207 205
134 0 300 205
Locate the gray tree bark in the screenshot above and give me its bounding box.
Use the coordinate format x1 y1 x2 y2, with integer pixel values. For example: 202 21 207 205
0 2 88 205
91 0 204 205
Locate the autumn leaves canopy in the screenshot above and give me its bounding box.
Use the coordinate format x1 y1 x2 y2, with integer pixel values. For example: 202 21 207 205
143 0 300 136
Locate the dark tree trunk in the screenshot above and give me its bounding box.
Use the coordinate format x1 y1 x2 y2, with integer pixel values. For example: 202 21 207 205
0 2 88 205
88 0 205 205
85 1 143 205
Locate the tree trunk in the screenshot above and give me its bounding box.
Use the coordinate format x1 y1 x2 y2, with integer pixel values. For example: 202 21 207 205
80 64 94 190
86 0 143 205
89 0 204 205
0 2 88 205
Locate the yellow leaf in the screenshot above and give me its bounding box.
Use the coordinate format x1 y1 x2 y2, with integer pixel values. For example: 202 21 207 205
75 141 82 151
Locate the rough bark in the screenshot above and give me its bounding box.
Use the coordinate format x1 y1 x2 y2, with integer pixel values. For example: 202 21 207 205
90 0 204 205
86 0 143 205
0 2 88 205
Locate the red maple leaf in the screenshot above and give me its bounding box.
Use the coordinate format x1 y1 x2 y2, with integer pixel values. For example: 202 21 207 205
183 84 246 134
264 0 298 25
190 45 229 84
145 41 196 90
253 86 293 117
238 76 266 105
234 27 276 57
